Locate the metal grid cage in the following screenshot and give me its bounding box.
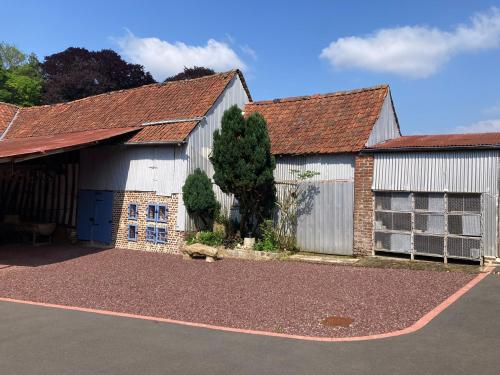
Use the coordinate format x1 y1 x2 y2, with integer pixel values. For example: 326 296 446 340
374 231 411 253
415 193 444 212
447 236 481 259
414 234 445 256
375 211 411 231
448 194 481 213
415 213 445 234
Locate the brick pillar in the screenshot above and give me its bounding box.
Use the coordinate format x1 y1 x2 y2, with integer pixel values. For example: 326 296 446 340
353 154 374 256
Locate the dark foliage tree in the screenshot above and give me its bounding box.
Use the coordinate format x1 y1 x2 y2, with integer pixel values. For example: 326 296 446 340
165 66 215 82
182 168 220 230
210 105 276 236
41 47 155 104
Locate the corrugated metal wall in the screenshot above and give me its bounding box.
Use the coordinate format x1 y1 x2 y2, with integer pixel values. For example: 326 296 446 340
275 156 355 255
373 151 499 258
274 154 354 182
366 92 401 146
295 181 354 255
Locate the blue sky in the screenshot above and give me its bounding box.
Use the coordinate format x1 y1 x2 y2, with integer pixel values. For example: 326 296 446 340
2 0 500 135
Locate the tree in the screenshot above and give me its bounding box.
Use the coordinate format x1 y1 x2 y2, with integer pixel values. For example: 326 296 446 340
182 168 220 230
41 47 155 104
165 66 215 82
210 105 276 236
0 42 42 106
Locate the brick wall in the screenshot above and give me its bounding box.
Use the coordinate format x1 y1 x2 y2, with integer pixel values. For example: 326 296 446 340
353 154 374 256
112 191 184 253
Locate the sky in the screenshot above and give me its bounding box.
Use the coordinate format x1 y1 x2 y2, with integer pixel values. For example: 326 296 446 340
2 0 500 135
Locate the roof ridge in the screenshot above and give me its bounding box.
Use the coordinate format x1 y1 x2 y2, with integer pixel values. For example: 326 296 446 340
392 132 500 139
248 84 389 106
0 101 20 109
17 70 239 111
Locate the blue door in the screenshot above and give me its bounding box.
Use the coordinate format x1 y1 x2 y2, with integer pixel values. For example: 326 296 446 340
93 191 114 244
76 190 114 244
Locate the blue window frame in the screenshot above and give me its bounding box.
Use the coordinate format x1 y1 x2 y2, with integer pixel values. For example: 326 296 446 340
146 226 156 242
146 203 156 222
157 204 168 223
128 224 138 241
157 227 167 243
146 203 168 223
128 203 138 220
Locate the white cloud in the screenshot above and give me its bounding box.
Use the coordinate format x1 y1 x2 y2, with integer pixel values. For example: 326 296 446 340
320 7 500 78
115 31 247 81
455 119 500 133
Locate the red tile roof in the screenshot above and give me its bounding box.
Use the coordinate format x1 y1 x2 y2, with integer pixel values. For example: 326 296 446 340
0 102 18 136
372 133 500 150
2 70 248 143
0 128 139 162
244 85 390 155
126 121 198 144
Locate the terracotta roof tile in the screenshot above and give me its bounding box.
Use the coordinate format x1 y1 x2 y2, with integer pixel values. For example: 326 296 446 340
3 70 246 142
0 102 18 136
126 121 198 144
245 85 389 155
371 133 500 150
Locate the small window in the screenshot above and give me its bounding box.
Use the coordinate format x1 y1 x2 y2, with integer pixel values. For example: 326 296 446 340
146 204 156 222
146 226 156 242
128 203 138 220
157 205 168 223
128 224 138 241
157 227 167 243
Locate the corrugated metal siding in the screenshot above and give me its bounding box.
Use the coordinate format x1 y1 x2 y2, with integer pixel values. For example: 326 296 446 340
366 93 400 146
294 181 354 255
274 154 355 182
373 151 499 258
80 145 186 195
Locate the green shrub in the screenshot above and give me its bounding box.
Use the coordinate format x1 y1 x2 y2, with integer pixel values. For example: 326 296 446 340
254 220 279 252
187 230 225 247
182 168 220 230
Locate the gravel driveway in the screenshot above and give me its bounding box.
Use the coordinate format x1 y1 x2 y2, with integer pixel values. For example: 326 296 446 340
0 246 475 337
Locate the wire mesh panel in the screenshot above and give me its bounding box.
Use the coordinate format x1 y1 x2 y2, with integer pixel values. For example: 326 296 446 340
374 232 411 253
374 192 411 211
415 193 444 212
414 234 445 256
447 237 481 259
448 214 481 236
374 211 411 231
415 213 445 234
448 194 481 213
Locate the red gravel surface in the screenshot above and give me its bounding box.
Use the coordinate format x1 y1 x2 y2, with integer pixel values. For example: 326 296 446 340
0 246 475 338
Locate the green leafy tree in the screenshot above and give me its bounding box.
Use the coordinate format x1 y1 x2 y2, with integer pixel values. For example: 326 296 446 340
0 42 42 106
182 168 220 230
210 105 276 236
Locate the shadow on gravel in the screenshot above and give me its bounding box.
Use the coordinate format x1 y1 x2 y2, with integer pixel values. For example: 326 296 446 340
0 245 106 267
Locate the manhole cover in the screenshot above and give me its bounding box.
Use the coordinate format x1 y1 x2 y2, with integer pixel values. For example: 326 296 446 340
321 316 353 327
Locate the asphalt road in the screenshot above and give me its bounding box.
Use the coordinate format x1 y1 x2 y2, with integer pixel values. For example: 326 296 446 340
0 274 498 375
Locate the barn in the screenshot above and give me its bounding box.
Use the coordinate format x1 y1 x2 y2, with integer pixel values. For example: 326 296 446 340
0 70 250 251
1 70 498 263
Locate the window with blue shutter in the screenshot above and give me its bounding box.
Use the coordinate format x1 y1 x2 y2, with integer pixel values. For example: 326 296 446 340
146 225 156 242
157 227 167 243
128 203 138 220
128 224 138 241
